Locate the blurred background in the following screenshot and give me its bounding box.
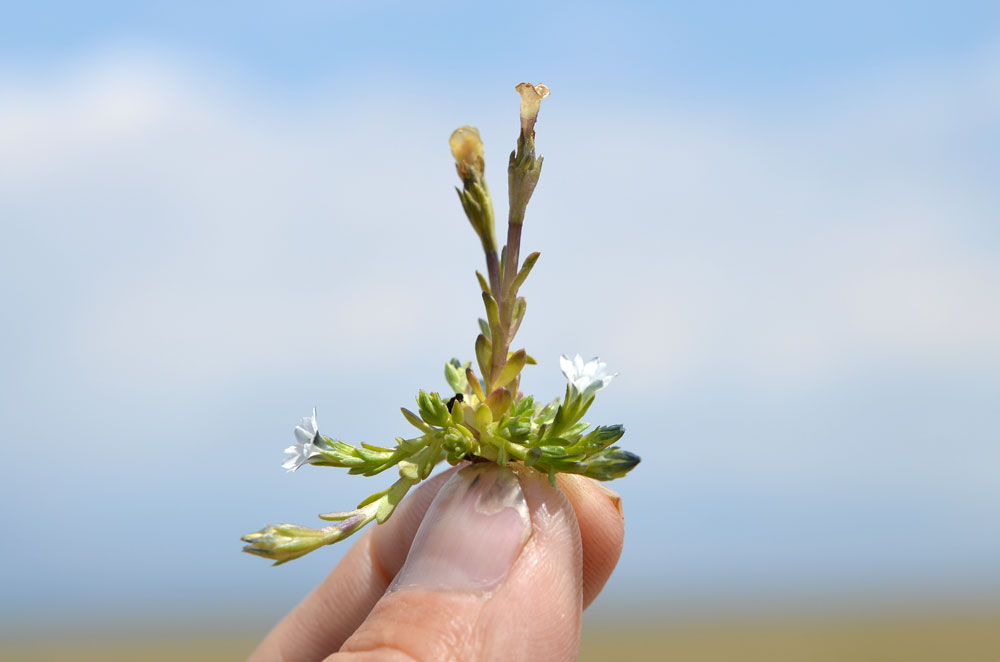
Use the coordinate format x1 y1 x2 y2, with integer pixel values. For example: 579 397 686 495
2 1 999 660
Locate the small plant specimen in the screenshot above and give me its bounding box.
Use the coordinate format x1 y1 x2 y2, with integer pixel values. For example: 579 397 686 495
242 83 640 565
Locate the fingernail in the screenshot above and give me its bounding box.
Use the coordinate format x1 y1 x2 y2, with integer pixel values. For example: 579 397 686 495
391 464 531 592
594 482 624 518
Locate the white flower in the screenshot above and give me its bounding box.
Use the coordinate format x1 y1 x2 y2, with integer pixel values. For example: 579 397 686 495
559 354 617 399
282 408 322 472
516 82 550 136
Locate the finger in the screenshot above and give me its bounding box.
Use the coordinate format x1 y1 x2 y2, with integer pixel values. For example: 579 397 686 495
330 463 585 662
249 467 459 662
555 473 625 608
251 465 629 661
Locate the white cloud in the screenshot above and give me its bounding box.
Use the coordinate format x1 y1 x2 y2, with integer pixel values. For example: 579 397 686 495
3 50 1000 614
2 51 998 399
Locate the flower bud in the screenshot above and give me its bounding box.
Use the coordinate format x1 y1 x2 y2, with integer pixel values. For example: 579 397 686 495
449 125 486 183
241 523 340 565
450 125 497 254
580 447 641 481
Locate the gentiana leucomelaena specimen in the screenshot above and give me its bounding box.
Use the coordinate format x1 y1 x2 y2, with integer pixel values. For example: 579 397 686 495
242 83 640 565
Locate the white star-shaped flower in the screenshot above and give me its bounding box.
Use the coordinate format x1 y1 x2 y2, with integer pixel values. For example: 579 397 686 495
559 354 617 399
282 408 322 472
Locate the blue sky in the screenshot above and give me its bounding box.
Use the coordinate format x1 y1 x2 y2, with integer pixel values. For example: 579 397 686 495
1 1 999 633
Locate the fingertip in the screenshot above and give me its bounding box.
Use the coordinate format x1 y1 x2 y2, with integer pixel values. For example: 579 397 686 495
556 474 626 609
334 465 584 662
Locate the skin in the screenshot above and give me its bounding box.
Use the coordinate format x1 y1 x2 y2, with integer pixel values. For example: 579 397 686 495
250 466 626 662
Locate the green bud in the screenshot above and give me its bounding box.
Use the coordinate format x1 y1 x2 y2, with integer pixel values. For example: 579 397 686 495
417 390 451 427
572 424 625 453
398 460 419 481
580 448 642 481
444 358 470 394
241 524 342 565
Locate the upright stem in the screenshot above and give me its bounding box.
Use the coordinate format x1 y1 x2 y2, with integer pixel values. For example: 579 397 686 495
485 250 501 299
502 222 522 298
488 221 523 392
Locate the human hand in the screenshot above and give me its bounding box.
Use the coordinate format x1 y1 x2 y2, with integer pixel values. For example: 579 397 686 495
249 462 626 661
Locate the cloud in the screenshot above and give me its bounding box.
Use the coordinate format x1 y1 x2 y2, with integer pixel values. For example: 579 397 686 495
2 48 1000 619
2 51 998 403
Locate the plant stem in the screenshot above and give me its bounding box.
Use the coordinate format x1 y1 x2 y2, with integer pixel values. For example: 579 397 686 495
486 250 501 299
503 221 522 298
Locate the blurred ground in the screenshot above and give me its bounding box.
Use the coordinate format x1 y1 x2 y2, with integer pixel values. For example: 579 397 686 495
3 610 998 661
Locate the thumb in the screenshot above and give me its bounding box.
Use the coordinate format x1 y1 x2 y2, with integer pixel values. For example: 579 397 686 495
328 463 583 662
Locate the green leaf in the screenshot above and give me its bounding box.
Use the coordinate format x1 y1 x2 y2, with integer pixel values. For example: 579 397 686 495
401 407 433 433
511 395 535 417
474 402 493 429
477 317 492 340
466 366 486 401
509 296 526 338
485 387 513 419
475 333 492 383
495 348 526 387
475 271 490 294
511 251 540 295
482 291 501 340
376 481 408 523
